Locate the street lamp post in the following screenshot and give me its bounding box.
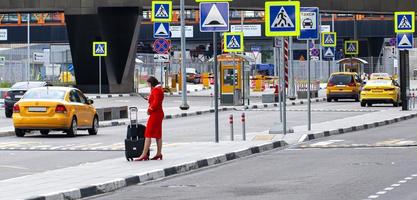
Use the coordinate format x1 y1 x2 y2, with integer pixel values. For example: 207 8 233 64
179 0 190 110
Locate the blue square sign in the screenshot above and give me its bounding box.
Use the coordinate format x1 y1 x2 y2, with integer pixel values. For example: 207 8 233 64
397 33 414 49
298 7 319 40
395 12 415 33
154 22 171 38
200 2 229 32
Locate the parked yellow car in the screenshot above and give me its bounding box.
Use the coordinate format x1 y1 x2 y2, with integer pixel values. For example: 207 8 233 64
369 73 391 80
12 87 98 137
360 79 401 107
326 72 363 102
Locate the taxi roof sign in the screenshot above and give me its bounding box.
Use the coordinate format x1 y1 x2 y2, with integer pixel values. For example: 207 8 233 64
394 11 415 33
93 41 107 57
223 32 244 53
265 1 301 37
321 32 337 47
344 40 359 55
195 0 232 1
152 1 172 22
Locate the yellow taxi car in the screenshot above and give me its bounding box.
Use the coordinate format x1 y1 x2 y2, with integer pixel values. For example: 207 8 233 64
326 72 363 102
12 87 98 137
360 79 401 107
369 73 391 80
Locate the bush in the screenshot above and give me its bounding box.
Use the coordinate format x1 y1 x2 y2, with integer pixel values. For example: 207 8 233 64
0 81 11 88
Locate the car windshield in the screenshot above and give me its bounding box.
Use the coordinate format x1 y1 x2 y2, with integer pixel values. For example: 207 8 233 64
329 75 353 85
366 80 392 86
23 88 66 100
11 82 46 90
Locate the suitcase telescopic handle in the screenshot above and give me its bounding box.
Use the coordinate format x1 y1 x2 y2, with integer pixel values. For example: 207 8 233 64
129 107 139 127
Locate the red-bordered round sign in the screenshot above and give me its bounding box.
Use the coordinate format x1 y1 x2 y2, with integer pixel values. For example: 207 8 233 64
153 38 171 54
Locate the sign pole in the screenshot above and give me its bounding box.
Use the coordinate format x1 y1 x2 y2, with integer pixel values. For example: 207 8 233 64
180 0 189 110
99 56 102 94
307 39 311 131
274 37 283 123
282 36 287 135
232 52 236 105
289 36 296 100
400 50 410 111
213 32 219 143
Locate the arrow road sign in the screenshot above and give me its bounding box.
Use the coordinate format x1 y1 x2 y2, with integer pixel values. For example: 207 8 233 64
223 32 244 53
154 22 171 38
299 7 319 40
152 1 172 22
397 33 414 50
265 1 300 37
344 40 359 55
321 32 337 47
200 2 229 32
395 12 415 33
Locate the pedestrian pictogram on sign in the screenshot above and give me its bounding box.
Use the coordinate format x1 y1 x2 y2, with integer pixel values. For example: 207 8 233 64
153 38 171 54
397 33 414 49
152 1 172 22
344 40 359 55
200 2 229 32
93 42 107 57
265 1 300 37
223 32 244 53
321 32 337 47
395 12 415 33
154 22 171 38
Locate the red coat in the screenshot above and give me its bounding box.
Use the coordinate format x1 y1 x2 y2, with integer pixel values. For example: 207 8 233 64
145 85 164 139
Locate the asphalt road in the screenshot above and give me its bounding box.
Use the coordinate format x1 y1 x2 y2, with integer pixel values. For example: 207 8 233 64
91 117 417 200
0 102 369 181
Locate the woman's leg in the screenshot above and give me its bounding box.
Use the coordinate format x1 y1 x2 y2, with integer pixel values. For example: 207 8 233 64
139 138 151 158
156 138 162 156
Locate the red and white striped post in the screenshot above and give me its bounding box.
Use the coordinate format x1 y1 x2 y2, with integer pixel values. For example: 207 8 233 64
284 38 289 89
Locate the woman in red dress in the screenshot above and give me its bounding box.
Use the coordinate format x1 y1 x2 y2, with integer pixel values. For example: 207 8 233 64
136 76 164 161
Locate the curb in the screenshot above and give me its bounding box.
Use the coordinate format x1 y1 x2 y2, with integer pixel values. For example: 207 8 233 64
301 113 417 142
243 97 327 110
25 140 287 200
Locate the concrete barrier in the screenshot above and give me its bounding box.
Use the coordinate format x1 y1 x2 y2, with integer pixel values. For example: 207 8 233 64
96 106 128 121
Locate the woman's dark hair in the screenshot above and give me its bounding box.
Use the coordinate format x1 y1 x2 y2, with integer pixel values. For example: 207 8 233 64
147 76 159 87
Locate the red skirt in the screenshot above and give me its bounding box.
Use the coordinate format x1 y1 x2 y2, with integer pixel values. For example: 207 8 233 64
145 111 164 139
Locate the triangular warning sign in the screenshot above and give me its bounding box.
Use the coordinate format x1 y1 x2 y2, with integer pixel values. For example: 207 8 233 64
271 7 295 28
324 48 334 57
347 44 356 52
399 34 412 46
155 23 168 35
399 15 412 29
227 36 240 48
325 35 334 44
202 4 227 27
155 5 169 18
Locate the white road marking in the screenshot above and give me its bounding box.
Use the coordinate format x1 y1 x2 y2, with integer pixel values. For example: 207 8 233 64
405 177 413 180
368 195 379 199
310 140 344 147
376 191 386 195
384 187 394 191
0 165 29 170
391 184 401 187
398 180 407 183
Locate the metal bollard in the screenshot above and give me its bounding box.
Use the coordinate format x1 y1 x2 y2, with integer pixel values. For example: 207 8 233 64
229 114 234 141
413 93 416 109
210 93 214 108
241 113 246 141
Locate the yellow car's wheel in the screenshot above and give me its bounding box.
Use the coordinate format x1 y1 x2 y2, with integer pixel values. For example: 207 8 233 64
88 116 99 136
40 130 50 136
15 129 25 137
66 117 77 137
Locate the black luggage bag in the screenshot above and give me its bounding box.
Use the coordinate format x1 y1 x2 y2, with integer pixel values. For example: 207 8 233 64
125 107 149 161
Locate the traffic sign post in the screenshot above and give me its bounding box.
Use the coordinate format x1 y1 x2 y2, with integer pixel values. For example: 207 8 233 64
321 32 337 47
93 41 107 94
153 38 171 54
344 40 359 55
154 22 171 38
395 11 415 111
199 2 229 32
152 1 172 22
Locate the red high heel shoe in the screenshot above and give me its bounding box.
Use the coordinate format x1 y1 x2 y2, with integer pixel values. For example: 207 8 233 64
151 154 163 160
134 155 149 161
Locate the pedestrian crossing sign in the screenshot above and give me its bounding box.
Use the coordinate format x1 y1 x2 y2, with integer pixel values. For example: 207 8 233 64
152 1 172 22
265 1 300 37
93 41 107 57
223 32 244 52
321 32 337 47
344 40 359 55
395 12 415 33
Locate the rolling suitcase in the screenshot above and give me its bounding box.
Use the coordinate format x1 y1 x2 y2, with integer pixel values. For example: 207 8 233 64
125 107 148 161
